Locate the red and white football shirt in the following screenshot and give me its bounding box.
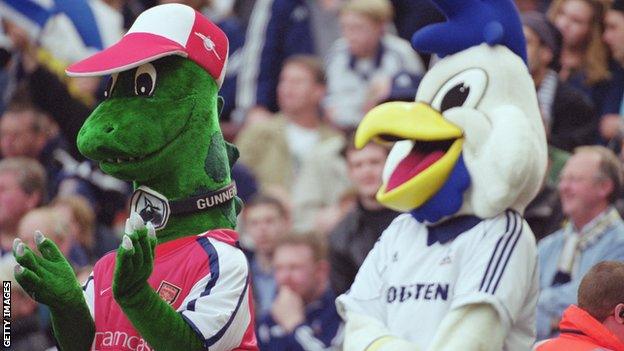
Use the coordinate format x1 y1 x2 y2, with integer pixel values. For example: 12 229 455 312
82 229 257 351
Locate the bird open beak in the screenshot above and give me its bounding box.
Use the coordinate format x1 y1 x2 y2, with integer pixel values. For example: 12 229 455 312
355 102 464 212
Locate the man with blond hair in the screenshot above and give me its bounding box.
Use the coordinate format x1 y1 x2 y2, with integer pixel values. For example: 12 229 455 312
537 145 624 339
535 261 624 350
324 0 424 128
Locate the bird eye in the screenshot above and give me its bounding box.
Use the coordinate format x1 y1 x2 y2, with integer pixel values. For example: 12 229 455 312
103 73 118 99
440 84 470 112
134 63 157 97
431 68 488 113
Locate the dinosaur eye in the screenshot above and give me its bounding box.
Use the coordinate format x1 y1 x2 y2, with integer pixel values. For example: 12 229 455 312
103 73 118 99
431 68 488 113
134 63 157 97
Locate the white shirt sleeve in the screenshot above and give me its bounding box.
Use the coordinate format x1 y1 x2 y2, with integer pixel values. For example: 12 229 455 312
81 272 95 319
336 222 396 324
178 239 252 351
451 211 538 329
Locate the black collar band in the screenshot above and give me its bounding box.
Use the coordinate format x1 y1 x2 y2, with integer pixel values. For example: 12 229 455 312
130 183 237 230
170 182 237 215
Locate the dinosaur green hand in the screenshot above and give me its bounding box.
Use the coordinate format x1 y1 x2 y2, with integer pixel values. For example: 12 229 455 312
13 231 83 308
113 212 158 303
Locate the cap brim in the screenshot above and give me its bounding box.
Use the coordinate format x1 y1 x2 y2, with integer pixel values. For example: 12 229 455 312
66 33 188 77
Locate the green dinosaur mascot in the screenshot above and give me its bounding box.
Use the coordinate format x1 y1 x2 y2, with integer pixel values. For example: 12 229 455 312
12 4 258 350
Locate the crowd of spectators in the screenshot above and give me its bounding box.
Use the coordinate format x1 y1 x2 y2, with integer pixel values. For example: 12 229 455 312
1 0 624 349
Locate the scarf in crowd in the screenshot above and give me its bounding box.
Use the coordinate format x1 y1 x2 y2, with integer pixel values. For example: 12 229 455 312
552 207 621 286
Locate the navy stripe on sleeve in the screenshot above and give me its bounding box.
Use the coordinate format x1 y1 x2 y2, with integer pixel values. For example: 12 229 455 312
186 236 220 312
491 213 523 293
82 275 94 291
479 211 523 294
181 273 250 347
479 211 512 291
484 213 518 293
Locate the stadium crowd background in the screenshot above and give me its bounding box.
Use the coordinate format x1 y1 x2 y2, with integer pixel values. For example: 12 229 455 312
1 0 624 349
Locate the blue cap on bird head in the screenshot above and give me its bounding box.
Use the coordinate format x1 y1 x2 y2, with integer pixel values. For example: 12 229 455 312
411 0 527 64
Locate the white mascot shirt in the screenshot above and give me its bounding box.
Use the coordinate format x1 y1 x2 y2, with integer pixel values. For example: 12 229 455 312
337 210 538 351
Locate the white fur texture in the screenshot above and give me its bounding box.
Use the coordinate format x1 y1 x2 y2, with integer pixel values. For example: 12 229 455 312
409 44 547 219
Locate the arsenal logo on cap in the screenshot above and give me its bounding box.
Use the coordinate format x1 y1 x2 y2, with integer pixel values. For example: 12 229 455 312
66 3 229 87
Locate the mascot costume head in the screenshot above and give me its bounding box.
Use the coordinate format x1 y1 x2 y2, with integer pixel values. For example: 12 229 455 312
12 5 257 351
68 3 241 237
337 2 549 351
356 0 547 223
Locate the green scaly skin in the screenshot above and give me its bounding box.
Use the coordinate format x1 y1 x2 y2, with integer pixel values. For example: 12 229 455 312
14 56 241 350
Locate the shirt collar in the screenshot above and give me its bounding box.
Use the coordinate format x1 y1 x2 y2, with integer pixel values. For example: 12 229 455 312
155 229 239 258
427 215 483 246
348 41 386 80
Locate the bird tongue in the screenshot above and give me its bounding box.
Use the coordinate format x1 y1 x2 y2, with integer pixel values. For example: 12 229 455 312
386 149 445 192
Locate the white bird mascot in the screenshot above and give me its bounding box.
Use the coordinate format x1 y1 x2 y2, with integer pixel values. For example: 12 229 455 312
336 1 548 351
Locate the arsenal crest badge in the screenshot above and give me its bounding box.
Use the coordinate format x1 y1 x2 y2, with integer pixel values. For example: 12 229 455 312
130 186 170 230
157 281 181 304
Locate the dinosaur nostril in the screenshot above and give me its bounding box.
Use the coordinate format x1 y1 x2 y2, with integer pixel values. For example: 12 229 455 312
105 126 114 134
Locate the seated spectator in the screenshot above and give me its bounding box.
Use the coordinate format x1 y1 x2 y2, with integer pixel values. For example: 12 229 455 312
329 135 398 295
0 98 81 198
235 55 342 192
0 254 54 351
17 206 87 269
0 157 46 255
256 234 343 350
235 0 341 125
535 261 624 350
548 0 620 122
522 12 598 152
525 153 565 241
324 0 424 128
537 145 624 340
599 0 624 154
241 194 292 318
52 195 119 264
291 134 351 235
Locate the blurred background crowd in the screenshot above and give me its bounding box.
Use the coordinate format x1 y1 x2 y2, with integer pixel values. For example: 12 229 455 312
1 0 624 349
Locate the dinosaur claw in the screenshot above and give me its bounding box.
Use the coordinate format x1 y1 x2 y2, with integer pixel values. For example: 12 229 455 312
35 230 45 245
129 212 145 231
14 264 24 275
16 243 25 257
124 218 133 234
12 238 22 253
122 235 133 250
146 222 156 238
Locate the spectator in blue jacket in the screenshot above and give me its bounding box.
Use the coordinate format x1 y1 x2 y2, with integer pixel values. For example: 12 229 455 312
256 234 343 350
235 0 341 125
537 146 624 340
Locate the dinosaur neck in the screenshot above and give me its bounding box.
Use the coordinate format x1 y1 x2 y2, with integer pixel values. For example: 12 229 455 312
137 133 237 244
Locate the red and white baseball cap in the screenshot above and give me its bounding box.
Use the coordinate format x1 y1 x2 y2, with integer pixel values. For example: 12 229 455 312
66 3 228 87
